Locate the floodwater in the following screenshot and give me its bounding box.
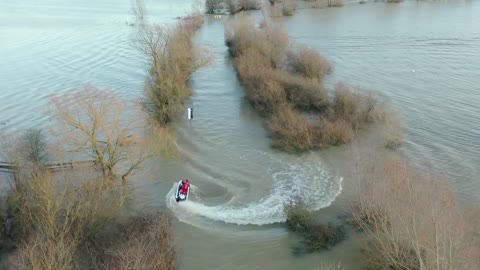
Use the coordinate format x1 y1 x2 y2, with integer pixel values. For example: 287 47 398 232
1 0 480 269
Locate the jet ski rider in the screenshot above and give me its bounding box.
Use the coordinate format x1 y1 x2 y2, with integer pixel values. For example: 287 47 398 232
180 179 190 195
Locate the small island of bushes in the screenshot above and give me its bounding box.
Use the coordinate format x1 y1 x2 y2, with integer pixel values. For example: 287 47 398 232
225 15 395 152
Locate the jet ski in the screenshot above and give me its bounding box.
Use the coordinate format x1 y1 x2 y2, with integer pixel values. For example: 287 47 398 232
175 179 190 202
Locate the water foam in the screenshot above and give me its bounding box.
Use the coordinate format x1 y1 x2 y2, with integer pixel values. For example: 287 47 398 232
166 153 343 226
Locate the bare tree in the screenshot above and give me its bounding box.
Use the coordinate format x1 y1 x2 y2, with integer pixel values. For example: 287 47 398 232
50 85 160 182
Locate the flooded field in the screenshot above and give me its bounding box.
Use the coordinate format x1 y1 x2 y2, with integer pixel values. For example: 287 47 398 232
1 0 479 269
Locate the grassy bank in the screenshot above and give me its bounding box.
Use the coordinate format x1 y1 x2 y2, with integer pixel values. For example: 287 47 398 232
225 15 393 152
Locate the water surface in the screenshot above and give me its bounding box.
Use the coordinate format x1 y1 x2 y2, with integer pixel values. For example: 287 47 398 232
1 0 479 269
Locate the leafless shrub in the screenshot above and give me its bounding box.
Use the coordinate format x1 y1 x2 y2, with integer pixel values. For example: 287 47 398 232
333 83 386 130
282 0 297 16
234 50 273 82
260 24 290 67
10 232 79 270
239 0 262 10
286 45 332 80
94 213 175 270
333 83 362 122
0 134 20 165
244 72 287 115
278 72 329 111
383 112 404 150
225 0 239 14
267 104 316 151
205 0 222 14
323 118 355 145
21 129 47 167
225 15 289 67
225 15 256 55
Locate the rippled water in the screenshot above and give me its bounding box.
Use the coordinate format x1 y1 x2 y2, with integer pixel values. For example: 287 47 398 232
282 1 480 204
1 0 480 269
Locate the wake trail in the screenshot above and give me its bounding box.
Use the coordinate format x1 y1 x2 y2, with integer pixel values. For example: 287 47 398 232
166 152 343 226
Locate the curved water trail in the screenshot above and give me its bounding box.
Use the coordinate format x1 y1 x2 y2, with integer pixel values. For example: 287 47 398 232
166 153 343 226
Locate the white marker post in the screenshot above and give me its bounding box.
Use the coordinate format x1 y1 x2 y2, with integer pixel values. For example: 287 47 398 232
187 107 193 126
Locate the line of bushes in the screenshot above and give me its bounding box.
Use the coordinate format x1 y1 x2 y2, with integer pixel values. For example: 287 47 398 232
225 15 393 152
138 13 209 125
